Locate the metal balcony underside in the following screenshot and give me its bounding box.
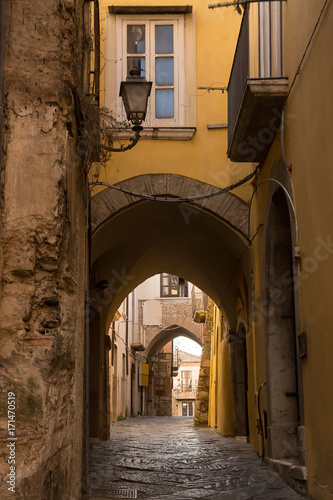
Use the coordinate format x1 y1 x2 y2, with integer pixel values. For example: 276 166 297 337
193 309 206 323
131 343 145 352
228 78 288 163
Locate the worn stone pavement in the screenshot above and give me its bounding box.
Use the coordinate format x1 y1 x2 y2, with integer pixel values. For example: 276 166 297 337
89 417 308 500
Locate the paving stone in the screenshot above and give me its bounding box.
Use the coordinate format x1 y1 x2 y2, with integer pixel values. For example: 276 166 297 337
89 417 307 500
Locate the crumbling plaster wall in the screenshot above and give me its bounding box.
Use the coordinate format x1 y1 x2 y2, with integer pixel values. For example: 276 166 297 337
0 1 87 498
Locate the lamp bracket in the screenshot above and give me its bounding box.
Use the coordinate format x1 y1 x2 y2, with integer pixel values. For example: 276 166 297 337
100 128 141 153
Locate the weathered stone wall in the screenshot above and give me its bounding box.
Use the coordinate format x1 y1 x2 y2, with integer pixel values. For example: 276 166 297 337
0 1 87 498
0 3 4 347
138 297 202 349
194 300 213 426
137 297 202 416
152 353 173 416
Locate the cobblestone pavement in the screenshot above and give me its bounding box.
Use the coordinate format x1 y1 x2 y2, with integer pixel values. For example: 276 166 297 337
89 417 307 500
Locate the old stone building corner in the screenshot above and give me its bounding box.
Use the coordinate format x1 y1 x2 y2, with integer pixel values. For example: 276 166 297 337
0 1 89 498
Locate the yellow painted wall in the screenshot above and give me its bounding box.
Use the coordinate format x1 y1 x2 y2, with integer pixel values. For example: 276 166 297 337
250 2 333 498
93 1 333 498
96 0 254 202
283 4 333 497
208 306 218 429
216 339 234 436
208 305 234 435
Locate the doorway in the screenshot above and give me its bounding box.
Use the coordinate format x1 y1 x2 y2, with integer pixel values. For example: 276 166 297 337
265 188 301 459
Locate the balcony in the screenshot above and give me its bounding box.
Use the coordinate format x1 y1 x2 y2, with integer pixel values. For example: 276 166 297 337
227 2 288 163
131 324 146 352
173 384 198 398
192 288 208 323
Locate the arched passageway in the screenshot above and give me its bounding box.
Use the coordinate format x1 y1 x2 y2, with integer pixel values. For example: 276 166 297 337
91 193 249 324
146 325 202 358
89 174 251 439
145 327 202 417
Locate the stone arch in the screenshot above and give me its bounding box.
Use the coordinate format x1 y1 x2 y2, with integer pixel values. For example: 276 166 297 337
91 174 249 237
146 325 202 359
89 173 252 435
144 325 202 417
91 177 250 330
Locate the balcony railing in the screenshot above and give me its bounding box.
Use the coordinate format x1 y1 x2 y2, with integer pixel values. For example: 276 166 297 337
228 6 250 151
174 384 198 394
227 1 288 162
181 383 197 392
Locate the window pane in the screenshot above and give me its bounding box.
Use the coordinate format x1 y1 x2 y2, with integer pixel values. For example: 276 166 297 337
155 25 173 54
127 25 145 54
127 57 145 77
171 278 178 293
156 89 174 118
155 57 174 86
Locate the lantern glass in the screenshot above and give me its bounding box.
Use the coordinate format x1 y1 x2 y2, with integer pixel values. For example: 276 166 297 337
120 78 152 127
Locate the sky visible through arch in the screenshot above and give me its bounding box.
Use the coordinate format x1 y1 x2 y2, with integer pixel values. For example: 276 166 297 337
173 336 202 357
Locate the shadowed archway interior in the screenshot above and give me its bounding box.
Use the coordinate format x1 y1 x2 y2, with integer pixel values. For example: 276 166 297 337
91 198 249 328
89 176 251 439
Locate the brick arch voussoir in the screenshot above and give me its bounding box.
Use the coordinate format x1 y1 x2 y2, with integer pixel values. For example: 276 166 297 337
91 174 249 236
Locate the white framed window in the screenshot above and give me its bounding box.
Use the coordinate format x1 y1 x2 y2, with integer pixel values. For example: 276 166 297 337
115 14 185 127
182 401 194 416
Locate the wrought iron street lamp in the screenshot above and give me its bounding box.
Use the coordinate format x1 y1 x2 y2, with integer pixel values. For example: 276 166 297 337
111 69 152 152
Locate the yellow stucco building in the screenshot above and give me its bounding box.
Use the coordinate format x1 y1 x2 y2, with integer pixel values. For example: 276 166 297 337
1 0 332 497
89 1 333 499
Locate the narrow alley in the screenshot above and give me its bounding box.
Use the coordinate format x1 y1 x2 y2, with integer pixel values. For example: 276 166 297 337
89 417 306 500
2 1 333 499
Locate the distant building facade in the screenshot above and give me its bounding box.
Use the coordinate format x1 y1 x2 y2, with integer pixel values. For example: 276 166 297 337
173 350 201 417
108 274 204 420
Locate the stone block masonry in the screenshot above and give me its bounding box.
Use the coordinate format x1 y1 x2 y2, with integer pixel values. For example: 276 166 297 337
194 299 213 426
0 1 88 498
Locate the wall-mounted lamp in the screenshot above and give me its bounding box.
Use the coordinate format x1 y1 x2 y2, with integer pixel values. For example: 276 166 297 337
111 69 152 152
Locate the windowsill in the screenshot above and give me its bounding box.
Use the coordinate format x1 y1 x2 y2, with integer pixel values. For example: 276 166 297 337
109 6 193 14
114 127 196 141
160 296 190 299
